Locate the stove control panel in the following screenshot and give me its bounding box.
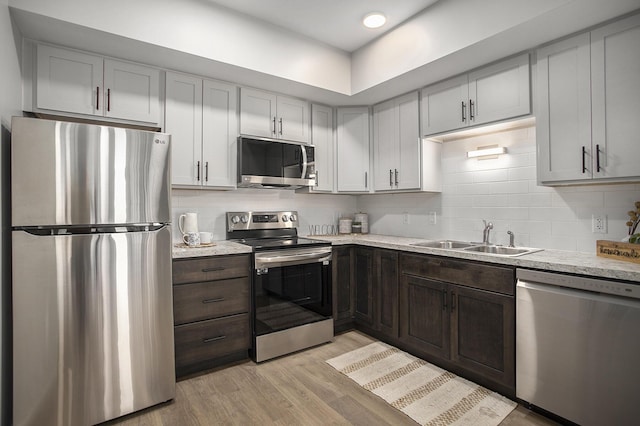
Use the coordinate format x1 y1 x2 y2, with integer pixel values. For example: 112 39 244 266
227 211 299 231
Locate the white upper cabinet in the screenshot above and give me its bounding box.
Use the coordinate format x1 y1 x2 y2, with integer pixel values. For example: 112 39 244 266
537 13 640 184
165 71 237 189
202 79 238 188
336 107 370 192
590 13 640 181
240 87 309 142
421 54 530 136
373 92 421 191
310 104 334 192
536 33 592 183
36 44 161 125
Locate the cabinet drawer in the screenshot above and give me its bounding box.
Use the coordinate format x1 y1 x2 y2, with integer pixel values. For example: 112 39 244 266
174 314 250 370
173 255 250 284
400 253 515 295
173 277 249 325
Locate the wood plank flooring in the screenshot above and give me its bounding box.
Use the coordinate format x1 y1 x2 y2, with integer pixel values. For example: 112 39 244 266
107 331 558 425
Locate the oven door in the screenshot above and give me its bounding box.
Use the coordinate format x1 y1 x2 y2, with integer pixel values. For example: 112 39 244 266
253 246 332 336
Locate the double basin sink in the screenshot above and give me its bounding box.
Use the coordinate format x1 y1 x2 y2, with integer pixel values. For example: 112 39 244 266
411 240 543 257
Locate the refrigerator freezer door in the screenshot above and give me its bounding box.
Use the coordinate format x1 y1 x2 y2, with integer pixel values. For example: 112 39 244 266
12 227 175 426
11 117 170 227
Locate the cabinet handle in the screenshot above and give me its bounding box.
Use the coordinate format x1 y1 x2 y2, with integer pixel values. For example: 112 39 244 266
596 144 601 173
205 161 209 182
96 87 100 111
395 169 399 186
365 171 368 189
196 161 201 181
451 291 456 312
389 169 393 187
202 297 225 304
582 146 587 174
203 335 226 344
107 88 111 112
202 266 225 272
272 117 277 135
443 289 447 311
469 99 475 120
461 101 466 122
279 118 283 135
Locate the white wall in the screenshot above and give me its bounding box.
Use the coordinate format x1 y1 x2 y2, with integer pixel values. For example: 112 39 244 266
172 189 357 241
358 124 640 253
1 0 23 422
10 0 351 95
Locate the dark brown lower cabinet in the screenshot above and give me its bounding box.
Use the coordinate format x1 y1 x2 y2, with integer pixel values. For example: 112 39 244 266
354 247 374 326
399 252 516 396
173 254 251 378
332 246 354 332
375 249 399 339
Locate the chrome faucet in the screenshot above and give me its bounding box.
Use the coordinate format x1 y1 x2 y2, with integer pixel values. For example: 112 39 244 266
507 230 515 247
482 220 493 244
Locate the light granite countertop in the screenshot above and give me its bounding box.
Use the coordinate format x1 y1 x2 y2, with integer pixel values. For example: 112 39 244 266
172 240 252 259
307 234 640 283
171 234 640 283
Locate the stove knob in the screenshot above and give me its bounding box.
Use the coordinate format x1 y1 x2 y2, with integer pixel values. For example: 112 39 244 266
231 215 240 224
281 215 289 222
290 214 297 222
240 215 248 223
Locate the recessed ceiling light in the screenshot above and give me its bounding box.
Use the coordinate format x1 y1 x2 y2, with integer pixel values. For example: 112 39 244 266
363 12 386 29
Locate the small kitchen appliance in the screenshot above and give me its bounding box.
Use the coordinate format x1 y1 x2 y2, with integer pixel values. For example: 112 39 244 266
226 211 333 362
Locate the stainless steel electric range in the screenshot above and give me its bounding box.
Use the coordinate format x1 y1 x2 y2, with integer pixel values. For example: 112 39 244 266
226 211 333 362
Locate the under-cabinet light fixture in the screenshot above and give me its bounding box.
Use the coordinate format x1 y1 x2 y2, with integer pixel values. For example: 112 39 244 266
363 12 386 29
467 145 507 159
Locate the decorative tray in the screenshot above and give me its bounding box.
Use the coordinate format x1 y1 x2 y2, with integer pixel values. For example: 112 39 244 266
174 242 216 249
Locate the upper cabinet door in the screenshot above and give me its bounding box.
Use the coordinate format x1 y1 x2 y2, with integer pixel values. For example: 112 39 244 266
277 96 310 143
311 104 334 192
165 72 203 186
373 99 397 191
468 53 530 126
396 92 421 191
591 13 640 180
240 88 277 138
536 34 592 184
103 59 160 124
337 107 370 192
202 79 238 188
36 44 102 116
421 75 468 136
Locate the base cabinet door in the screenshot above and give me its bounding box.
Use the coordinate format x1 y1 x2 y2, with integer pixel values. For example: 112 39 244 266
354 247 374 326
399 275 450 360
451 285 515 389
332 246 354 330
376 249 398 338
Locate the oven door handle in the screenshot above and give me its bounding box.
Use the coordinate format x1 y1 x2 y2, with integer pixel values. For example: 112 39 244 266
255 251 331 269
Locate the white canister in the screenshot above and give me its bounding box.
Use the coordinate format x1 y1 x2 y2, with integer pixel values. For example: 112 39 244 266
339 218 353 234
354 213 369 234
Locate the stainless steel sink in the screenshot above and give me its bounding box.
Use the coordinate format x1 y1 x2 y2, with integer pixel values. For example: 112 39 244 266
411 240 475 249
463 245 540 256
410 240 543 257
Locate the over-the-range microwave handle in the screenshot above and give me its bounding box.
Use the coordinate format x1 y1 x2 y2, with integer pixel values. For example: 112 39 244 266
300 145 308 179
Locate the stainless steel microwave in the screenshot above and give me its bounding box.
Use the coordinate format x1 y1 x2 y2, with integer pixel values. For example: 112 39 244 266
237 136 316 189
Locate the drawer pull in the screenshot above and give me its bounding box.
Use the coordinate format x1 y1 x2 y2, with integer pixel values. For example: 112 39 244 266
202 297 225 304
203 335 226 344
202 267 225 272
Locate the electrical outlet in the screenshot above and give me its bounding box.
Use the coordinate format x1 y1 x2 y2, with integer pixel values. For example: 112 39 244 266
428 211 437 225
592 214 607 234
403 212 410 225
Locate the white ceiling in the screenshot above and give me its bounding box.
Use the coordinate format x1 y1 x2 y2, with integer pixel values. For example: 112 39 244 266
206 0 440 52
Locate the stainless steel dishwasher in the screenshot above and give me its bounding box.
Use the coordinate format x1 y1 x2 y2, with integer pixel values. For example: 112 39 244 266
516 269 640 426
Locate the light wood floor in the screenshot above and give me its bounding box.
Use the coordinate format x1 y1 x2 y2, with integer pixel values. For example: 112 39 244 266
108 331 558 425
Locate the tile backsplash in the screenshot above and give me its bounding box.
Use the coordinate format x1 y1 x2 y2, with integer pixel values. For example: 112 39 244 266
359 124 640 253
172 123 640 254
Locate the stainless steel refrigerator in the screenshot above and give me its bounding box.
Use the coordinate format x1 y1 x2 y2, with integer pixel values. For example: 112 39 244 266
11 117 175 426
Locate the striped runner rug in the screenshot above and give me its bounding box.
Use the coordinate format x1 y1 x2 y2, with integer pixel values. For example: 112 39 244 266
327 341 516 426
